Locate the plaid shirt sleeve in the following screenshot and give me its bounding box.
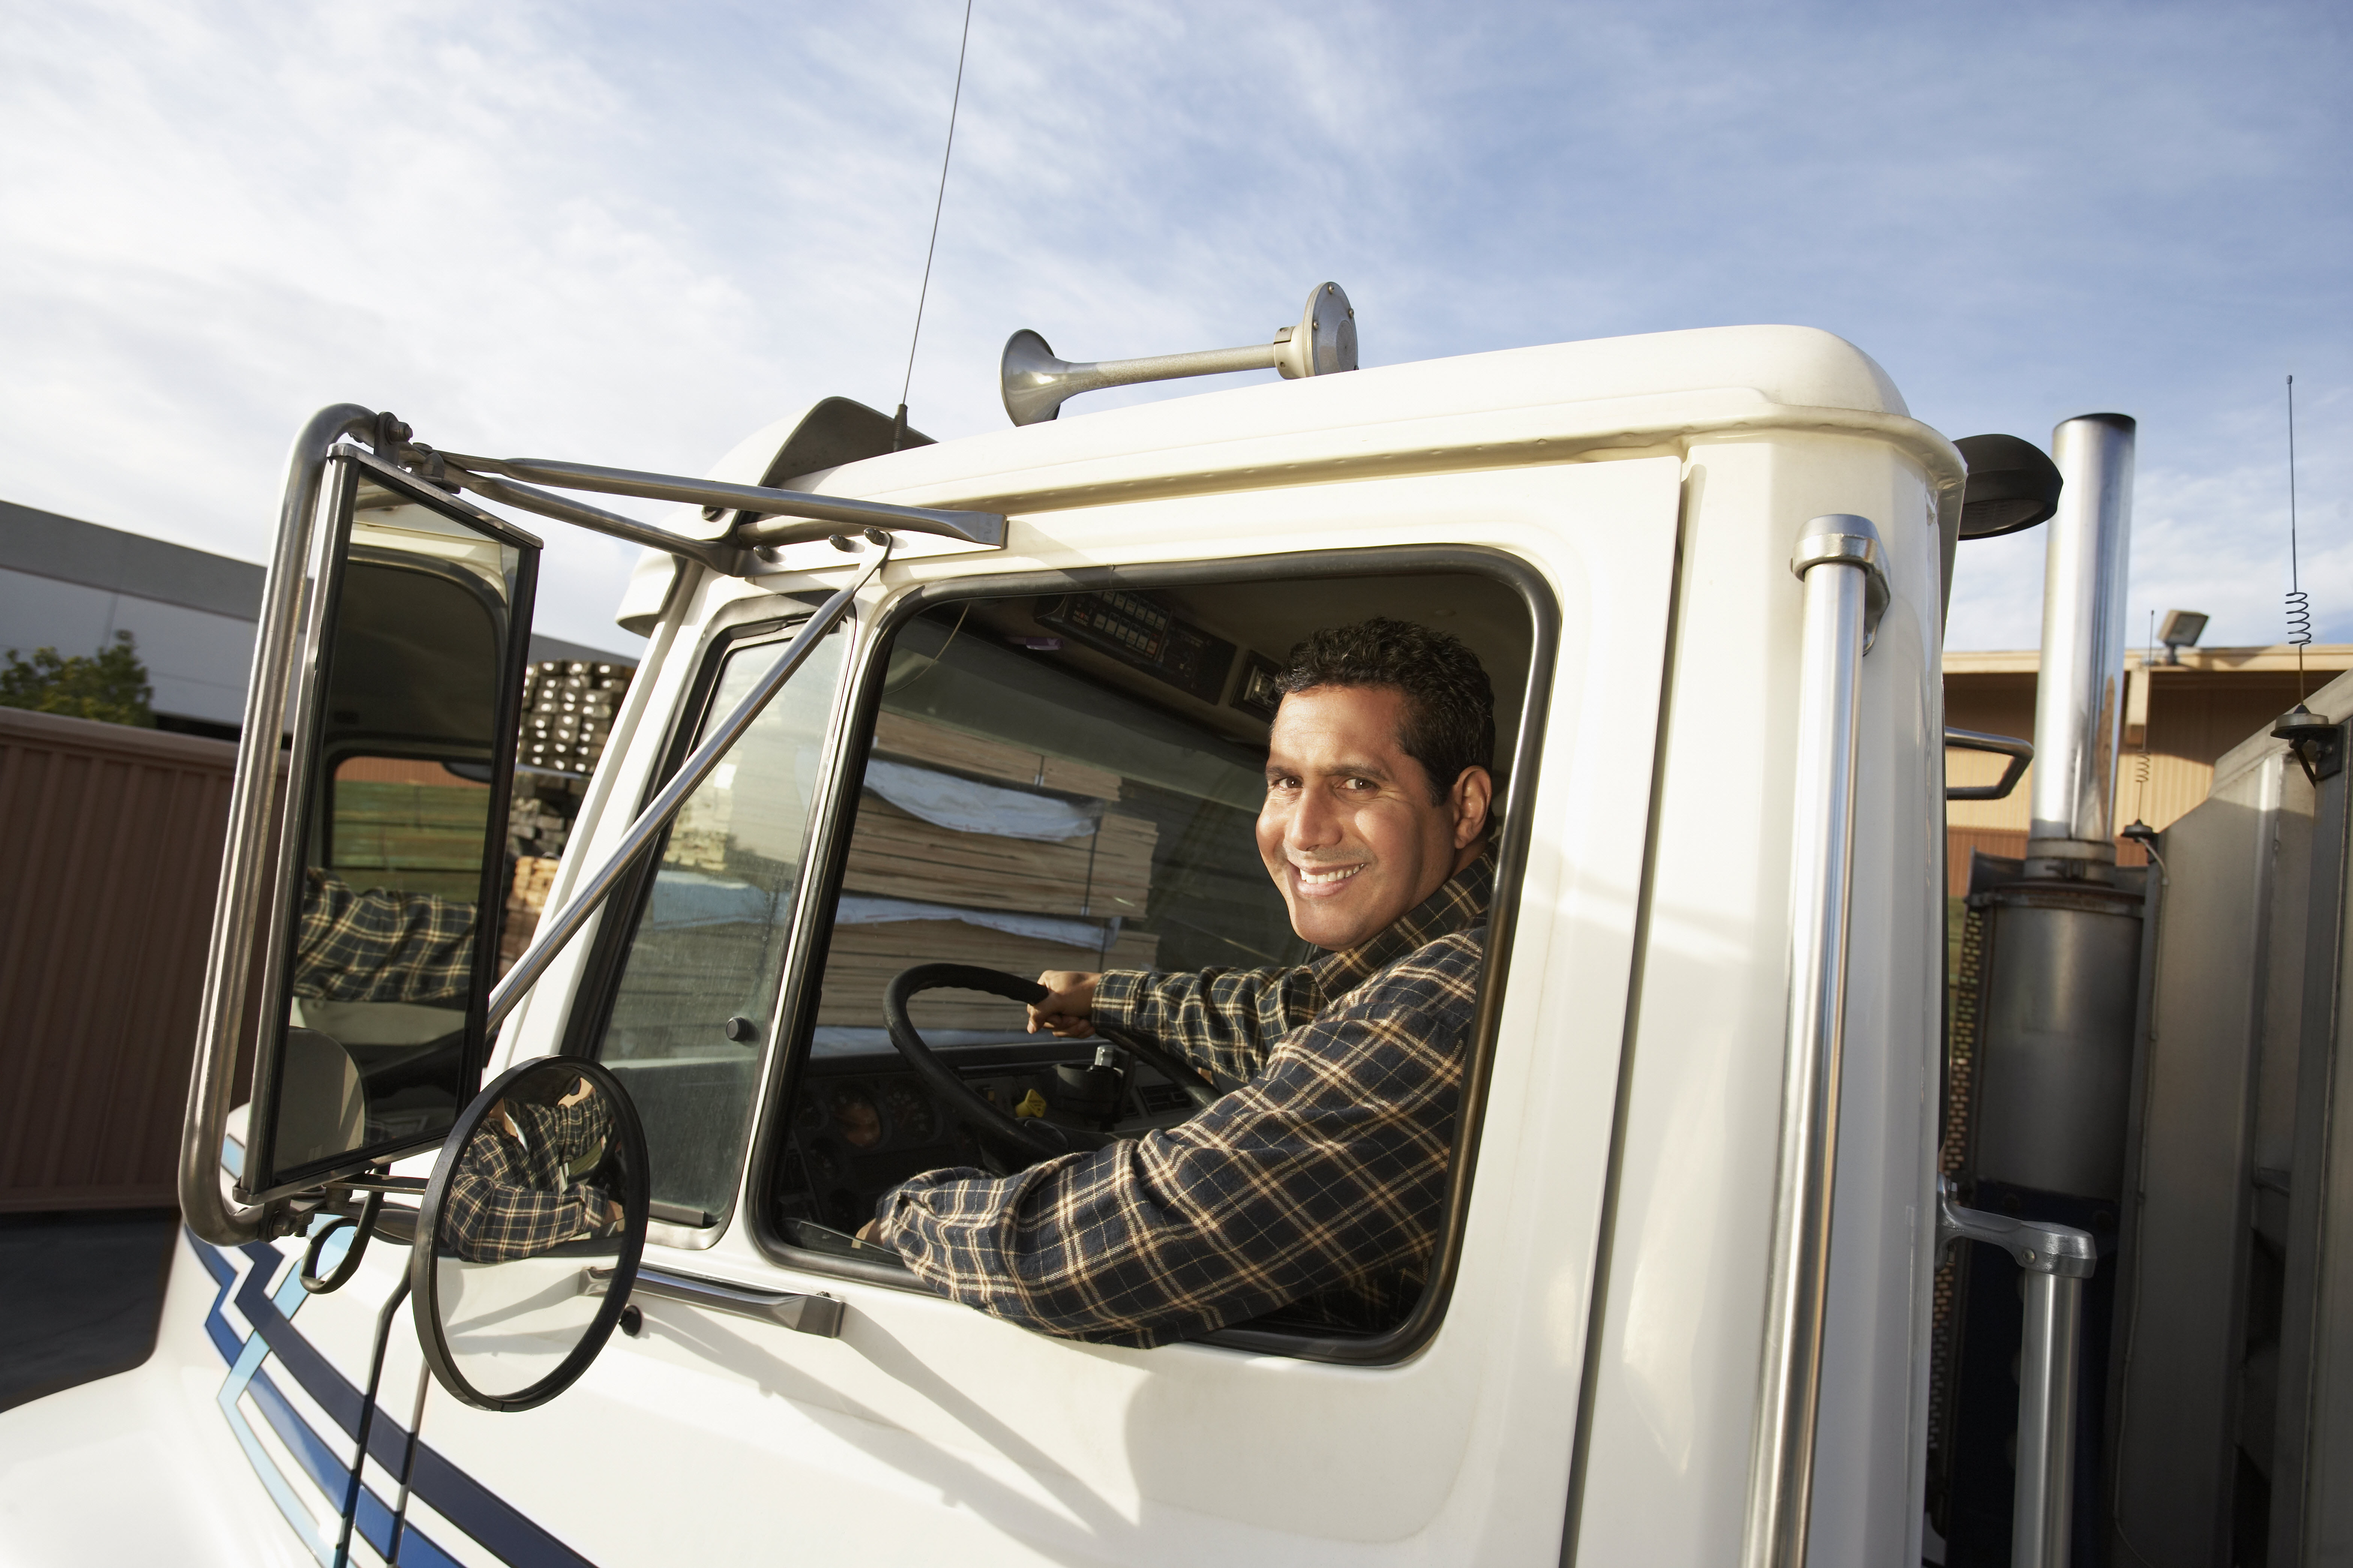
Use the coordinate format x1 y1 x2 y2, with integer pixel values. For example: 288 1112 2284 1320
877 926 1485 1348
440 1099 619 1264
293 870 478 1005
1091 964 1323 1085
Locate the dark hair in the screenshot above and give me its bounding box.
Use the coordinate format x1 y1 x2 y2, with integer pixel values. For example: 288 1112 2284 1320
1276 617 1496 819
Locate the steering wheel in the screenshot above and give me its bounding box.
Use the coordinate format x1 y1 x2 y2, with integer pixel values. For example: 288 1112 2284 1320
882 964 1220 1165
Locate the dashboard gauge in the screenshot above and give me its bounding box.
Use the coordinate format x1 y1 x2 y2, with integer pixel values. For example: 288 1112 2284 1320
880 1081 937 1145
829 1085 882 1148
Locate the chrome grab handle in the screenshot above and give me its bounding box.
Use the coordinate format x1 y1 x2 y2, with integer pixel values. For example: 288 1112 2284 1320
1945 726 2034 802
583 1265 845 1338
1743 516 1889 1568
1938 1179 2095 1568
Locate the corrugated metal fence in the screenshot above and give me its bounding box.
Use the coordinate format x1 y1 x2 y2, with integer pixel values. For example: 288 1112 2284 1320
0 708 263 1212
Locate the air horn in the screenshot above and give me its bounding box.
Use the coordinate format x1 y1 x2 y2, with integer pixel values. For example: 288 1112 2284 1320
1000 282 1358 427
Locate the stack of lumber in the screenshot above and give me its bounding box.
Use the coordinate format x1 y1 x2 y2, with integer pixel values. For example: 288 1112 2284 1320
499 855 560 972
822 713 1161 1033
872 712 1120 798
519 659 632 777
840 797 1155 919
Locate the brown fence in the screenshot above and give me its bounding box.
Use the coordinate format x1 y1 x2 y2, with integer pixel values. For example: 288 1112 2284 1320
0 708 261 1213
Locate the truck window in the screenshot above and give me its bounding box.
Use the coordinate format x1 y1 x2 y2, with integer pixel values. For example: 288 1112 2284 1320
767 568 1532 1349
569 617 848 1225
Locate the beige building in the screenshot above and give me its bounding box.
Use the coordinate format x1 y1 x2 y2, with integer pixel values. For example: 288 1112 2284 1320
1944 644 2353 886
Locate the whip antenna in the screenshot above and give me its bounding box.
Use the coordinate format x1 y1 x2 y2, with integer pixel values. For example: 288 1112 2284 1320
894 0 976 451
2287 374 2311 696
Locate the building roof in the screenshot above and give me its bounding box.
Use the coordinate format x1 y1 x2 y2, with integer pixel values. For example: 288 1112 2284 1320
1945 645 2353 676
0 499 263 620
0 499 635 671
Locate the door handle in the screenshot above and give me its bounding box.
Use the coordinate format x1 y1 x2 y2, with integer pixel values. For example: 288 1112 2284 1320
583 1264 845 1338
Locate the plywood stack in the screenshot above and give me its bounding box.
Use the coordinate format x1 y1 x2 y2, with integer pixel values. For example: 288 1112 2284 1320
822 713 1162 1033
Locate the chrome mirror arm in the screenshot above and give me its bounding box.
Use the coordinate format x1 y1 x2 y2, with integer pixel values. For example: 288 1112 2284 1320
436 453 1006 556
484 530 895 1030
442 468 746 575
181 403 378 1247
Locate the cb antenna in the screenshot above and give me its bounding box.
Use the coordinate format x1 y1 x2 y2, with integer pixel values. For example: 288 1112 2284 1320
893 0 976 452
2287 374 2311 697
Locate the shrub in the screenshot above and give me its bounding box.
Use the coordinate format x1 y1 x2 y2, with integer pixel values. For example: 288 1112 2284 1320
0 631 156 727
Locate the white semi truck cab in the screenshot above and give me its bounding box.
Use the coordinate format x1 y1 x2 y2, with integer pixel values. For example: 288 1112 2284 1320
2 294 2333 1568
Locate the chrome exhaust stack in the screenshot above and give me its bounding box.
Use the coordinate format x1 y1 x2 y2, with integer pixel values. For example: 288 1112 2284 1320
1973 410 2143 1205
1936 412 2143 1562
1001 282 1356 426
2028 414 2140 875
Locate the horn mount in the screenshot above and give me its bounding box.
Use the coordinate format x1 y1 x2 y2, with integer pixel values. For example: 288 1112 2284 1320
1001 282 1357 427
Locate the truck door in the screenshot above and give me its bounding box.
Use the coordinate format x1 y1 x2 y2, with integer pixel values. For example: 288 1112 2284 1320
412 455 1684 1567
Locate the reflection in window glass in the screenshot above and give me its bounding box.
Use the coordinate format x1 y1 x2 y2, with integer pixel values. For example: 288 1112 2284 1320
592 623 846 1221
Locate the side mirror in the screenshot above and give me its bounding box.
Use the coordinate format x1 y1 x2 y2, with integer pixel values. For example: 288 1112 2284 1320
238 447 540 1203
1955 433 2064 540
411 1057 648 1411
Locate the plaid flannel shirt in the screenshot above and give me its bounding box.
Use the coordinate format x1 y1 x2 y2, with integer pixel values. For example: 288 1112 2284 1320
292 870 477 1004
877 848 1494 1348
441 1093 621 1263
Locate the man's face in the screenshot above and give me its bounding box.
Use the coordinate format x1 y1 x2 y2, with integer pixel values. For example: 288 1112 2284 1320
1257 684 1489 951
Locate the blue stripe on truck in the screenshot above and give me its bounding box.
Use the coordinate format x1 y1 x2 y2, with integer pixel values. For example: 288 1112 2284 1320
189 1228 600 1568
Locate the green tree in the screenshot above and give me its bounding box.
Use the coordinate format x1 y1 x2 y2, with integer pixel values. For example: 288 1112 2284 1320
0 630 156 727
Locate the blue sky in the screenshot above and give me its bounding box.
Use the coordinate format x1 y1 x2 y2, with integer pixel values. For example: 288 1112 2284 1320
3 0 2345 655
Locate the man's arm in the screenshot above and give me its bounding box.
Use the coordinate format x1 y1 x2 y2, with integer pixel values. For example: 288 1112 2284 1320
1031 965 1323 1087
441 1124 622 1264
883 931 1482 1347
293 870 477 1005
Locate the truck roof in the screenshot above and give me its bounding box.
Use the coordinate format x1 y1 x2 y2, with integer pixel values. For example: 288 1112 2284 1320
673 322 1961 577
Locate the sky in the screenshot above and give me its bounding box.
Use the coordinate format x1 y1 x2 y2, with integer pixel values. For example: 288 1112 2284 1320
3 0 2346 657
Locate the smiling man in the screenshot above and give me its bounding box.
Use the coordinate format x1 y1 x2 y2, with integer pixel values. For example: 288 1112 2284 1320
869 617 1499 1346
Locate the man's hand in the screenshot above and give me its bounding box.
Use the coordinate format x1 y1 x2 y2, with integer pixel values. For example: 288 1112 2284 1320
1027 970 1102 1038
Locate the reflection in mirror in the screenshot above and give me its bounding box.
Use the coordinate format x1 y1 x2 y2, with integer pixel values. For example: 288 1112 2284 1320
247 457 538 1198
416 1057 647 1411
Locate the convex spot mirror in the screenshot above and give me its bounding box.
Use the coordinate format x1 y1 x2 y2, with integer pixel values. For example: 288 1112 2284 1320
412 1057 648 1412
239 446 540 1203
1955 433 2064 540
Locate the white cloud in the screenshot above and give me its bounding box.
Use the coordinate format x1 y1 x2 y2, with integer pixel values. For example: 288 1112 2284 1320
1 0 2345 658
